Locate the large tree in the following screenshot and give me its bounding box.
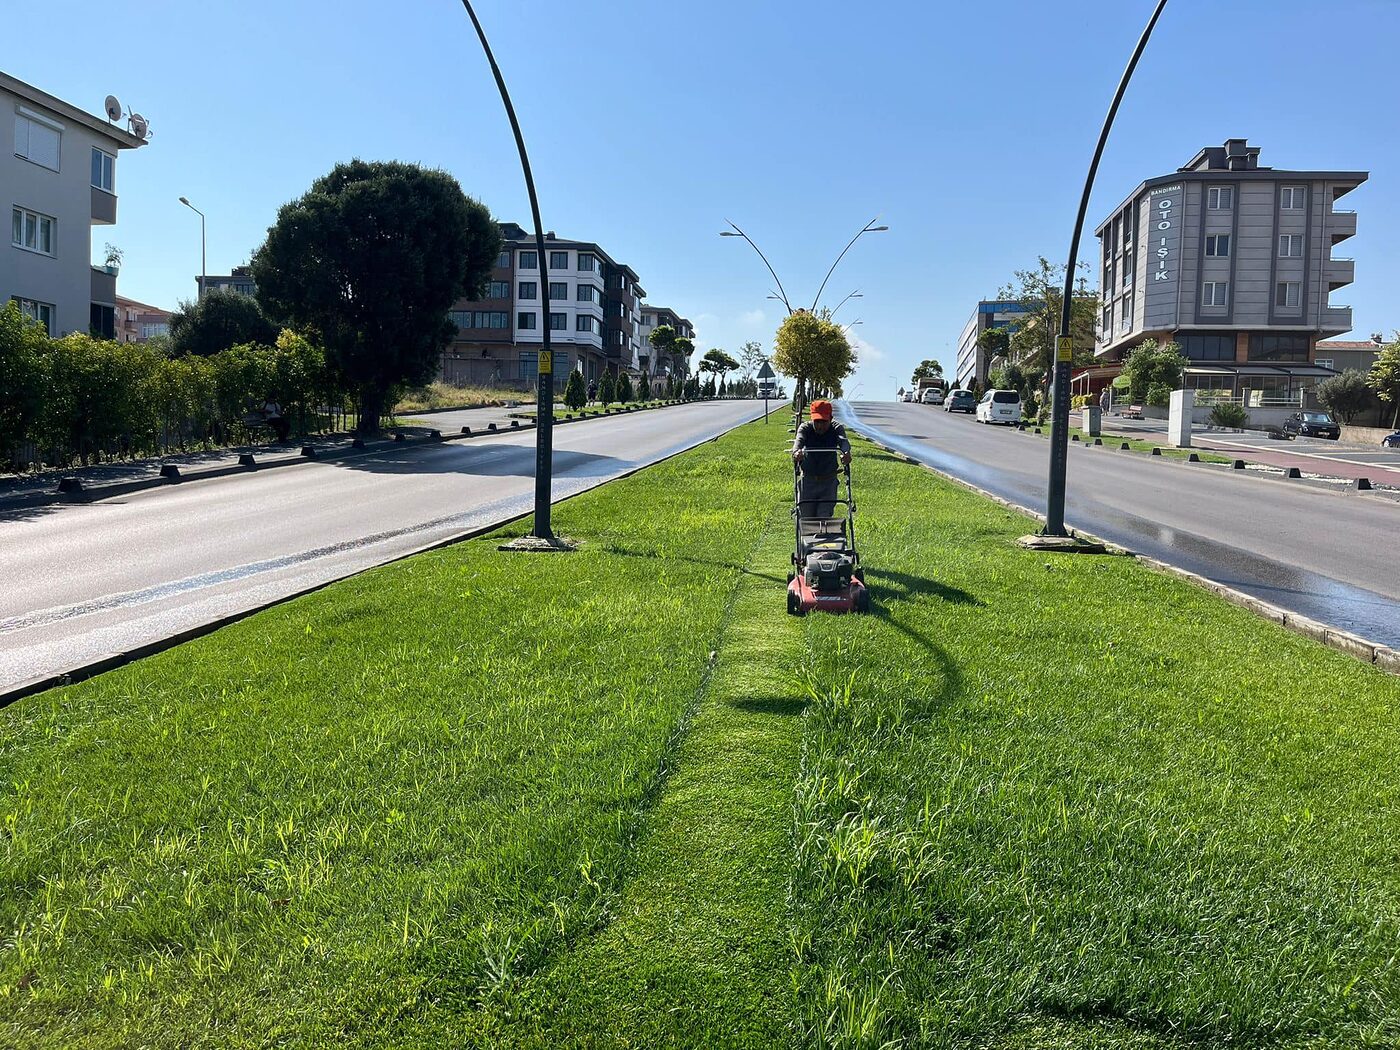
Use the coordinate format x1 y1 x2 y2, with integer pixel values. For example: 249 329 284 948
773 310 853 406
997 257 1100 373
252 160 500 433
168 290 277 358
737 340 765 379
1121 339 1187 405
911 358 943 383
1315 369 1375 424
672 336 696 377
975 327 1009 364
700 348 740 388
1369 337 1400 427
648 324 678 379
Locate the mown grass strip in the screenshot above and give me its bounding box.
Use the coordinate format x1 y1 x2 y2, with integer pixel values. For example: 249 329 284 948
470 505 808 1048
0 422 780 1048
787 443 1400 1047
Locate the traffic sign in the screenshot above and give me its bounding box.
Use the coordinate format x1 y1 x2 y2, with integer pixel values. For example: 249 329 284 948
757 360 775 380
1056 336 1074 362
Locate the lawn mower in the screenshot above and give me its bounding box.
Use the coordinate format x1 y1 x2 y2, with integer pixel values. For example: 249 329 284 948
787 450 870 615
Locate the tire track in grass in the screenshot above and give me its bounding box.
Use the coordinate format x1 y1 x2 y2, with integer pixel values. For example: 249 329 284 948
486 502 808 1048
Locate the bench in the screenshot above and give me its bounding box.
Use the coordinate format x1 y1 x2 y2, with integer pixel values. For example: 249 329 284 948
1120 404 1144 419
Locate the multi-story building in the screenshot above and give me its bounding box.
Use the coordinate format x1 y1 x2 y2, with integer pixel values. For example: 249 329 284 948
637 304 696 384
441 223 645 389
1314 336 1384 375
1090 138 1365 406
954 300 1038 391
1 72 147 338
196 265 256 298
114 294 170 342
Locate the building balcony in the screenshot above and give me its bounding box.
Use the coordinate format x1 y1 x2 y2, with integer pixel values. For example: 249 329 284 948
1326 209 1356 245
1320 303 1352 337
1324 257 1354 290
91 187 116 225
90 266 116 305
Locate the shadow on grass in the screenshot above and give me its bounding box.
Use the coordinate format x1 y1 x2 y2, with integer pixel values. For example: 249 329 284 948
730 694 808 717
865 568 982 608
602 544 790 585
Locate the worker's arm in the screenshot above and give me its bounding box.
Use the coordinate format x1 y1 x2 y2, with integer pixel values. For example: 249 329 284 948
836 425 852 465
791 423 808 461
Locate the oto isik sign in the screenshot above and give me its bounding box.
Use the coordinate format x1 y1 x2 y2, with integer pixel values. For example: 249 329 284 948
1150 184 1181 284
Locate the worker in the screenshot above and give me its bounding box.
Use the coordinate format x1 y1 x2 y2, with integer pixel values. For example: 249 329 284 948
791 399 851 519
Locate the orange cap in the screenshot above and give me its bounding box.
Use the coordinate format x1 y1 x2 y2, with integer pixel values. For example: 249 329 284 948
810 399 833 420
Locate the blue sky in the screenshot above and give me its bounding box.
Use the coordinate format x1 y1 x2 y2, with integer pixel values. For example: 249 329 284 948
13 0 1398 395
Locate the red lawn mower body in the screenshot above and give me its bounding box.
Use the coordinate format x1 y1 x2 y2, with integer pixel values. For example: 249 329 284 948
787 455 870 616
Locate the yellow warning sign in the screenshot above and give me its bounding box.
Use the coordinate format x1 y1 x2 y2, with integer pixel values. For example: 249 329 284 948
1056 336 1074 363
539 349 553 374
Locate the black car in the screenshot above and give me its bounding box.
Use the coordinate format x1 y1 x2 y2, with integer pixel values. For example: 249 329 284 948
944 389 977 413
1282 411 1340 440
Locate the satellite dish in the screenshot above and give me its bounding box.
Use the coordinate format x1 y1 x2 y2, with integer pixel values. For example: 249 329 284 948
129 113 149 140
104 95 122 122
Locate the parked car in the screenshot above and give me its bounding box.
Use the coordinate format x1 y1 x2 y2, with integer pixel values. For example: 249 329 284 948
901 390 916 402
1383 431 1400 449
976 389 1022 425
920 387 945 405
944 389 976 413
1281 411 1340 440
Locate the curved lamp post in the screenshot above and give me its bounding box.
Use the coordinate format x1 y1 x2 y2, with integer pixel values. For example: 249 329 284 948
177 197 206 299
829 290 863 320
1041 0 1169 541
721 222 792 314
811 218 886 313
460 0 558 544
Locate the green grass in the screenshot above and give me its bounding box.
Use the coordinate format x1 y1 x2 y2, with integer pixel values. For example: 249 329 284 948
3 424 1399 1047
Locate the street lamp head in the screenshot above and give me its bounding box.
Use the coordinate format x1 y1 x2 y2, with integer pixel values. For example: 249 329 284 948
178 196 190 206
719 231 740 237
868 225 889 232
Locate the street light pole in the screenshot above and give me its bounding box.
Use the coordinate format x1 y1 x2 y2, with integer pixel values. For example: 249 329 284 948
720 222 792 314
829 290 863 320
1042 0 1168 539
811 218 886 313
178 197 205 299
460 0 558 544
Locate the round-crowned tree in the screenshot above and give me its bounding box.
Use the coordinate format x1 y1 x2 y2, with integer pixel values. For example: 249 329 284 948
252 160 501 433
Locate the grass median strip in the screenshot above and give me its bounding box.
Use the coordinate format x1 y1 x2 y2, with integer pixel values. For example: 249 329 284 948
3 421 1398 1048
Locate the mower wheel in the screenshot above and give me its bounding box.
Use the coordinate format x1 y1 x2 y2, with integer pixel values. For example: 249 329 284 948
855 589 872 614
787 591 803 617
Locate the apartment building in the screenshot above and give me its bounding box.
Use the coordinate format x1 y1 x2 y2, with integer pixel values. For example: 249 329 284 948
196 265 256 297
1091 138 1365 405
114 294 170 342
441 223 648 389
638 304 696 382
1 71 147 338
1314 336 1384 375
954 300 1038 391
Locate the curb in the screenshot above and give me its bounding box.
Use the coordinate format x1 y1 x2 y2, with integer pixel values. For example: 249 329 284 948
0 405 762 708
0 399 700 515
855 429 1400 678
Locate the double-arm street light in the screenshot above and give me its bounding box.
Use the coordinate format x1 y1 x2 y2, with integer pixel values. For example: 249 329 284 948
829 290 863 319
720 217 887 317
177 196 206 299
1040 0 1168 543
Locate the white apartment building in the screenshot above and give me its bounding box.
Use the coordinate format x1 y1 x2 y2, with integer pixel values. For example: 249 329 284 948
1 71 146 338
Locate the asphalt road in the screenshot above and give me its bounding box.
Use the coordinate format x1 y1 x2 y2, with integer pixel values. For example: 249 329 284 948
843 400 1400 649
0 401 762 693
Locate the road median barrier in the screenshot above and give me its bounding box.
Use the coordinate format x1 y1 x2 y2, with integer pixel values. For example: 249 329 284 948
237 453 256 468
56 476 83 495
1286 467 1303 479
159 465 181 481
300 445 318 459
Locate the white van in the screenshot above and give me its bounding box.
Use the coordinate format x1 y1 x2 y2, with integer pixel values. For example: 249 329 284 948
976 389 1021 425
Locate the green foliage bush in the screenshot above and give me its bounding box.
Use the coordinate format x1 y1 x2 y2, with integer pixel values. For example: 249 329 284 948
1208 402 1250 428
1123 339 1188 403
1146 382 1173 408
563 370 586 411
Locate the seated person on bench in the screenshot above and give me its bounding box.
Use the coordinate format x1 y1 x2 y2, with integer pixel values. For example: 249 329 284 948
791 399 851 519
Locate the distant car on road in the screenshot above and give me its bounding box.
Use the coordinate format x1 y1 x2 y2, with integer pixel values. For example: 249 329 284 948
1282 411 1340 440
920 387 945 405
944 389 976 413
1383 431 1400 449
901 390 916 402
976 389 1022 425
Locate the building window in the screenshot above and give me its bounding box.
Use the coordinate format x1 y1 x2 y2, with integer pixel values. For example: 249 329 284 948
1205 234 1230 257
576 284 598 303
518 281 537 300
90 303 115 339
1251 333 1309 362
1178 333 1235 361
549 250 569 270
1102 306 1112 334
546 281 567 301
520 350 538 380
1207 186 1234 210
10 296 54 334
1122 261 1132 288
519 251 538 269
496 250 511 268
548 312 567 331
488 280 510 299
450 309 474 328
1278 234 1302 258
578 253 597 273
576 315 597 333
1315 358 1334 370
90 148 115 193
14 114 61 171
11 207 56 256
1202 281 1229 307
1281 186 1306 210
517 311 537 330
1275 281 1300 308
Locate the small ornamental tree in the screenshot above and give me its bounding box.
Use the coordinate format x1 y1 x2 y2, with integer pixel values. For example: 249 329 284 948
616 372 633 403
672 337 695 378
252 160 501 433
772 310 853 411
1315 369 1375 423
912 358 945 383
1122 339 1187 404
648 325 678 377
718 377 728 398
599 371 616 406
1369 337 1400 427
702 376 717 398
563 369 586 411
0 302 48 453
